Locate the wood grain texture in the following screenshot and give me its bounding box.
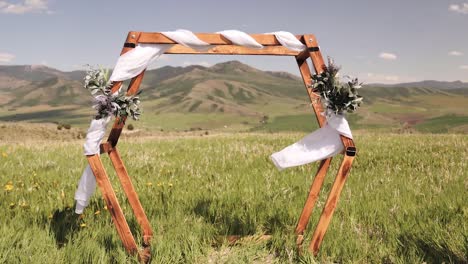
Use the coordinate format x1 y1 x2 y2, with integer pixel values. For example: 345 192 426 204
295 158 332 248
86 155 138 254
309 154 355 255
107 116 127 147
108 147 153 245
107 70 146 147
303 34 326 74
296 52 326 127
137 32 303 46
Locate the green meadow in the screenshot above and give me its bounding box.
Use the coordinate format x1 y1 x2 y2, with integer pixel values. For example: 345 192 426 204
0 131 466 263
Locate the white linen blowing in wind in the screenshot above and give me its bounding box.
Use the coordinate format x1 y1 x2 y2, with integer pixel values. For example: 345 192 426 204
270 114 353 170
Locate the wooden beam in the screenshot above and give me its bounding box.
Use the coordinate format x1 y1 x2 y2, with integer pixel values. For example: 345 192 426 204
107 70 145 147
309 148 355 255
108 147 153 245
295 158 332 248
303 34 326 74
165 45 299 56
137 32 303 46
107 116 126 147
87 155 138 254
295 52 326 127
298 34 358 256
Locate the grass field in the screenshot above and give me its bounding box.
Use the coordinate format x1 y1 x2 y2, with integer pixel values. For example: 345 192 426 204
0 132 467 263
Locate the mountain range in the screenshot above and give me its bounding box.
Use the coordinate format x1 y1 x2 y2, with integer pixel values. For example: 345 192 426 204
0 62 467 133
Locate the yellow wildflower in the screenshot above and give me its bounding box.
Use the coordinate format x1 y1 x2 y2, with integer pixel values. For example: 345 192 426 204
168 183 173 187
9 203 15 209
94 210 101 215
103 205 108 210
146 182 153 186
4 183 13 191
80 223 87 228
2 152 7 157
157 182 163 187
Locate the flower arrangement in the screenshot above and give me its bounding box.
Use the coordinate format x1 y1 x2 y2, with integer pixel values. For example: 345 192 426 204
311 58 363 115
84 67 141 120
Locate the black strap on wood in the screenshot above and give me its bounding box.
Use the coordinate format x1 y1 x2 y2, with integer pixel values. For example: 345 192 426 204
124 43 136 48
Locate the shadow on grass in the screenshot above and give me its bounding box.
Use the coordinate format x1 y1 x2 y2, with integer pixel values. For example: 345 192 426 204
397 232 467 263
49 208 81 248
192 198 288 237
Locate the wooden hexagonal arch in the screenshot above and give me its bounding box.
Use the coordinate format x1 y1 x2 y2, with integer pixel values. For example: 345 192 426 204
87 31 356 262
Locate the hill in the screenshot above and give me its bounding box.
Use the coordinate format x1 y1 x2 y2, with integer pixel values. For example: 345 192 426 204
0 62 467 133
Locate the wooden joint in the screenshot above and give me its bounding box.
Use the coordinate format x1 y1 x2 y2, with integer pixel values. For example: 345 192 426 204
125 31 141 45
296 49 310 64
100 142 113 154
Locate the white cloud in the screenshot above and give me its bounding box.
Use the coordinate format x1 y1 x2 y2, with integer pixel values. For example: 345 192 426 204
460 65 468 70
365 72 400 83
0 0 51 14
379 52 397 60
449 3 468 14
449 50 464 56
0 52 15 63
182 61 212 67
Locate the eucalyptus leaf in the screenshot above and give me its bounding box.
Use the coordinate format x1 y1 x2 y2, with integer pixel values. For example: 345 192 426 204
84 66 143 120
310 57 364 115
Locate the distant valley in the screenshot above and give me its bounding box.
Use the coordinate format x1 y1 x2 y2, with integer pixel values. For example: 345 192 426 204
0 62 467 133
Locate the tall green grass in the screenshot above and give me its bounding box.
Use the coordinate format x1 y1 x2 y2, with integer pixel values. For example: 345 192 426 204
0 133 466 263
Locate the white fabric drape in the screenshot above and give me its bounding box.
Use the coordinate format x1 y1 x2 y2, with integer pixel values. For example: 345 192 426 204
270 31 306 52
109 44 173 82
218 30 264 49
270 114 352 170
74 117 111 214
162 29 212 51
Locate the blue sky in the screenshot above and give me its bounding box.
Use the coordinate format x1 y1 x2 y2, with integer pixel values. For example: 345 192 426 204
0 0 467 83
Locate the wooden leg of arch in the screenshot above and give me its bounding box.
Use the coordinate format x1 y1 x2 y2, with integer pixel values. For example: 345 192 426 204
86 155 138 254
107 147 153 245
88 151 153 263
295 158 332 250
309 142 356 255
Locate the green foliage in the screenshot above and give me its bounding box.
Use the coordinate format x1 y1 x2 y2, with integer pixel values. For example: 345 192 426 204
311 58 363 114
83 67 111 96
84 67 141 120
1 133 466 263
